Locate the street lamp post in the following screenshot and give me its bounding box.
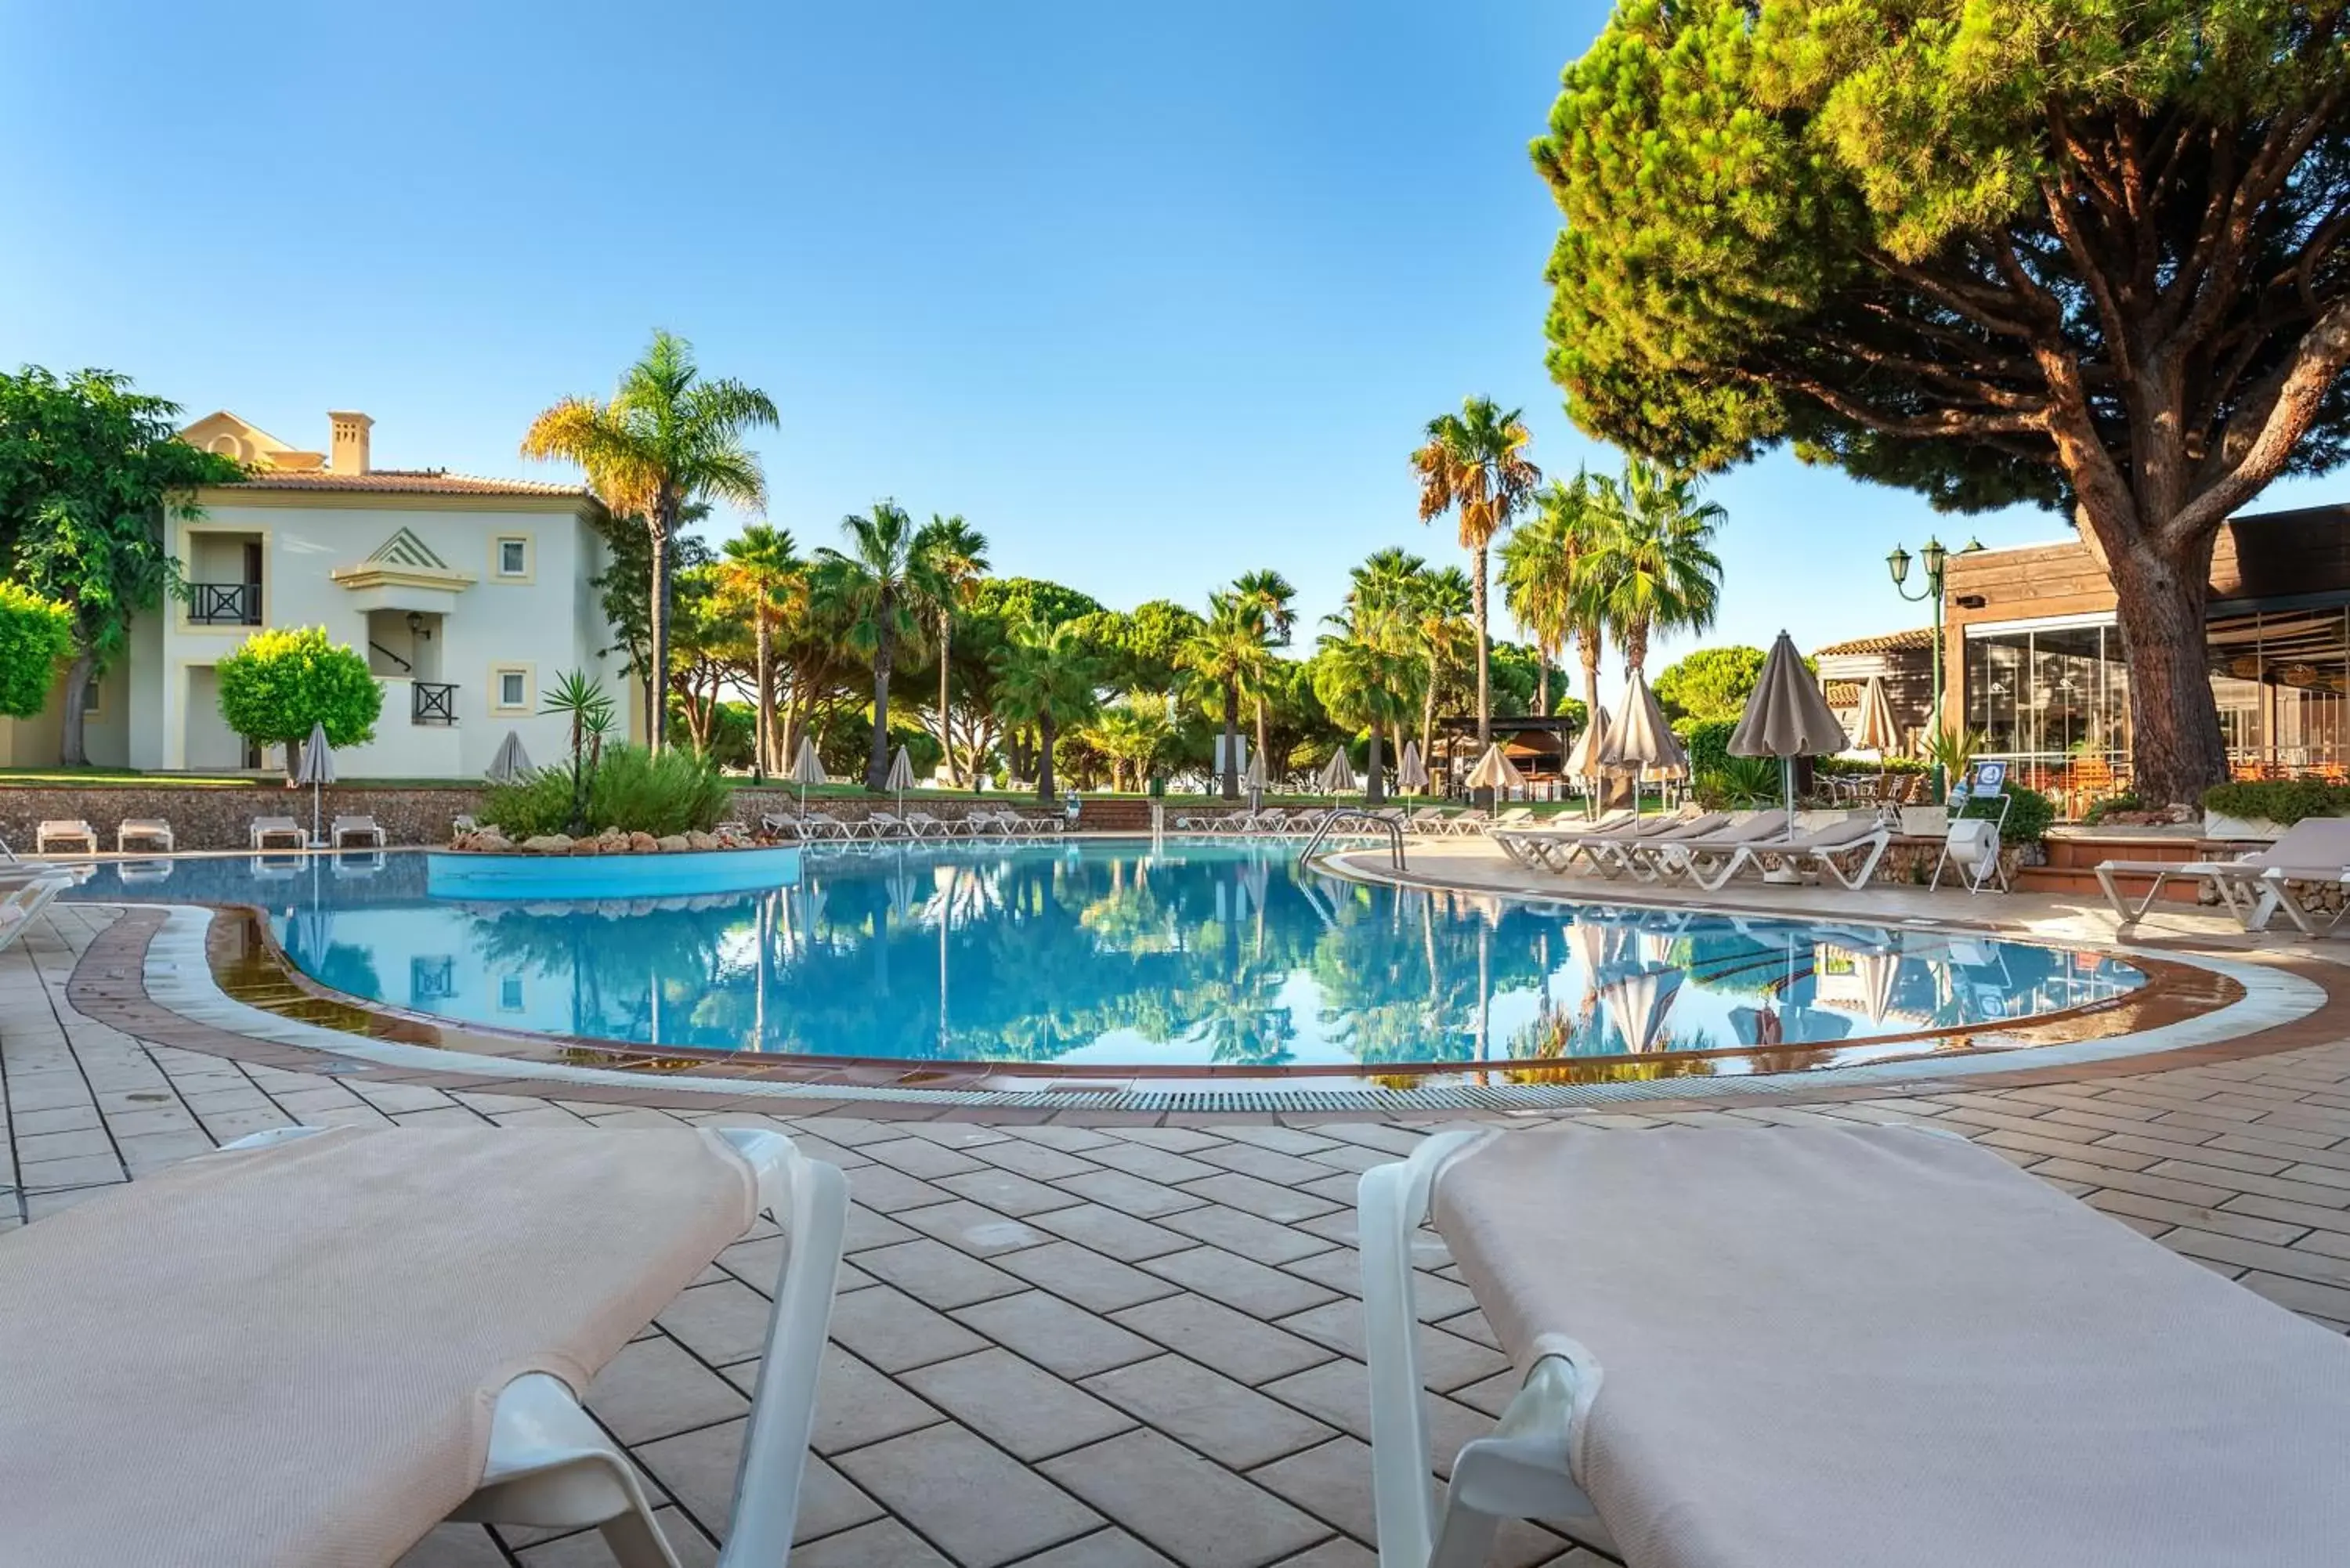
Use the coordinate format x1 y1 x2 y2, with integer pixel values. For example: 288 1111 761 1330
1887 537 1983 800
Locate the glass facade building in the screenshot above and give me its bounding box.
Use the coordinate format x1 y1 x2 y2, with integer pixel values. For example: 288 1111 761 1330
1963 599 2350 790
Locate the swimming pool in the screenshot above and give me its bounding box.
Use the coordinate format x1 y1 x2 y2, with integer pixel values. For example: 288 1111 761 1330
63 840 2146 1078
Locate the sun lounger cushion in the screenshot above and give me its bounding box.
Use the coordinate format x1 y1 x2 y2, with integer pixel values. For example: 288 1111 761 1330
1431 1125 2350 1568
0 1125 759 1568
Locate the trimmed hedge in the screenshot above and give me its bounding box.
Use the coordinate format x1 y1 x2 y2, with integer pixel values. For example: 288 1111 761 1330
1962 785 2055 844
2203 779 2350 826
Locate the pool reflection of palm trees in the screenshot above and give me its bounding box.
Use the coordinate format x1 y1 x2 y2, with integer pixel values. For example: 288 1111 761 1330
421 844 2142 1071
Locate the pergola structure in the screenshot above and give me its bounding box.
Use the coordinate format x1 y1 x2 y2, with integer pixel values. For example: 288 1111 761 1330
1429 715 1582 798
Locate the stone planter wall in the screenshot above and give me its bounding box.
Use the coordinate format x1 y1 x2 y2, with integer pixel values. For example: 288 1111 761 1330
0 784 483 853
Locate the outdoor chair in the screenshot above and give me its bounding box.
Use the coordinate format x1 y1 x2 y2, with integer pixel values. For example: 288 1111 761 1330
0 1122 848 1568
330 814 386 849
1631 811 1797 883
757 811 801 840
1680 815 1892 893
864 811 913 840
34 819 98 855
1361 1124 2350 1568
1589 811 1734 880
902 811 957 839
2095 815 2350 934
797 811 862 841
0 873 75 954
114 818 174 853
1405 808 1456 835
250 815 307 851
1243 809 1291 836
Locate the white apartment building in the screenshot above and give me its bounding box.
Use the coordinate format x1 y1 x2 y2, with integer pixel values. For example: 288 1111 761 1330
0 409 634 776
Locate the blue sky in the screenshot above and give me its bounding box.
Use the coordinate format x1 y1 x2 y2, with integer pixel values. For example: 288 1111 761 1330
3 1 2335 677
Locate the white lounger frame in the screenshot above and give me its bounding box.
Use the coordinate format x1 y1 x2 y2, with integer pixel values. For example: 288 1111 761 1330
1360 1131 1612 1568
222 1125 848 1567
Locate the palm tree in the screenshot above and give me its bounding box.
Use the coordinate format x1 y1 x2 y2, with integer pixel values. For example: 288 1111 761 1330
1177 591 1271 800
913 515 990 786
1313 603 1423 807
1410 397 1540 746
1231 569 1296 771
1585 458 1726 676
1501 489 1598 718
1406 565 1473 767
813 501 944 789
992 617 1104 802
1347 547 1426 615
1085 690 1175 792
522 331 776 753
718 524 803 778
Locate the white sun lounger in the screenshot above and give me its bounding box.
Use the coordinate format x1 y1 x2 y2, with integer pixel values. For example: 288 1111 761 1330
34 819 98 854
0 1122 848 1568
0 873 75 954
115 818 175 853
1678 815 1891 892
1363 1125 2350 1568
329 814 386 849
250 815 307 850
1622 810 1793 883
2095 815 2350 933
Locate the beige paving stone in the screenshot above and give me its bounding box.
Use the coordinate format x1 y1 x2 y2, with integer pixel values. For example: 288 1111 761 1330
848 1163 958 1213
1057 1168 1212 1219
16 1151 124 1190
862 1136 989 1180
1143 1248 1339 1320
1191 1143 1340 1187
968 1139 1105 1181
1040 1429 1329 1568
1086 1143 1228 1184
1027 1201 1195 1262
902 1347 1137 1461
1158 1205 1337 1266
513 1510 718 1567
806 1344 945 1456
584 1336 750 1446
13 1126 113 1162
1178 1172 1342 1224
891 1199 1055 1258
657 1277 779 1367
952 1291 1160 1379
837 1423 1102 1568
933 1165 1089 1216
790 1518 954 1567
392 1522 511 1566
1081 1353 1336 1468
1272 1301 1507 1393
1247 1436 1571 1568
843 1201 923 1253
1260 1360 1491 1476
1015 1527 1180 1566
1111 1294 1339 1386
855 1237 1028 1309
823 1284 991 1373
995 1240 1185 1313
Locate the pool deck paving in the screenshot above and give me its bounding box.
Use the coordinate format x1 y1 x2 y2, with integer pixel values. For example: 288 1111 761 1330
8 880 2350 1566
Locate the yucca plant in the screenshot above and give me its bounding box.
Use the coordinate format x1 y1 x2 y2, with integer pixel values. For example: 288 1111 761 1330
540 670 616 835
1920 722 1985 804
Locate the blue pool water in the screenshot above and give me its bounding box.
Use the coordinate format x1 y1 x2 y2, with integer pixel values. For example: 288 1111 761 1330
62 841 2145 1074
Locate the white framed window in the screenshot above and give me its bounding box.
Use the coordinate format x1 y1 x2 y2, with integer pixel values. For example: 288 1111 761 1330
494 535 533 580
490 664 533 713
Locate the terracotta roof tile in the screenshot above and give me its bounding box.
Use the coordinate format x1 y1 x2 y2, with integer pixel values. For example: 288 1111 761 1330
223 470 588 499
1812 627 1934 657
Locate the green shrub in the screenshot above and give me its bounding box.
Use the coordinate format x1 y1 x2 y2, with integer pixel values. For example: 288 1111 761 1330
480 744 733 840
1683 718 1738 776
0 582 74 717
1694 753 1781 809
2202 779 2350 825
1963 785 2055 844
2081 791 2141 825
215 627 384 771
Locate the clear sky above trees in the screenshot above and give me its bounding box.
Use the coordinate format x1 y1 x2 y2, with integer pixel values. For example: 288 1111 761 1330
5 0 2344 676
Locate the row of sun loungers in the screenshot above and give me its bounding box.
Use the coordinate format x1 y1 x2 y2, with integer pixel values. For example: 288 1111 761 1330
759 808 1063 843
9 1118 2339 1563
2096 815 2350 936
1172 806 1531 836
32 815 387 854
1491 807 1893 892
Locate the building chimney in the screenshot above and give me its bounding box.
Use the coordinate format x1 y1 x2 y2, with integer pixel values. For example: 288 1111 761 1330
329 411 374 475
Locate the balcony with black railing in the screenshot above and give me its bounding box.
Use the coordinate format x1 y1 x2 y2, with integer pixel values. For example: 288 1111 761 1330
188 582 262 626
413 681 459 726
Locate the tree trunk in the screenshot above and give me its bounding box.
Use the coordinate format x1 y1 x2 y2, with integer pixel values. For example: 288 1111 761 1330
1420 662 1437 793
2106 533 2229 807
647 500 674 754
1535 647 1549 717
58 648 95 768
866 587 895 790
1365 724 1386 807
1220 679 1240 800
1624 618 1649 678
1472 546 1491 746
1254 695 1270 783
1037 713 1058 803
938 613 958 786
1579 632 1601 720
752 616 772 780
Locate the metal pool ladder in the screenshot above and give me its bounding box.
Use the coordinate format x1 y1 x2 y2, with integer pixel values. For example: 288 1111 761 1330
1299 809 1407 872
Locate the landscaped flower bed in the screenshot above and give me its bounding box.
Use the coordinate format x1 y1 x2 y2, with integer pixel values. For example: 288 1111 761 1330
449 826 765 855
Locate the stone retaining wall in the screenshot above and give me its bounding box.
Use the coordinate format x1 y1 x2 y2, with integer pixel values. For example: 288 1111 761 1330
0 785 484 852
